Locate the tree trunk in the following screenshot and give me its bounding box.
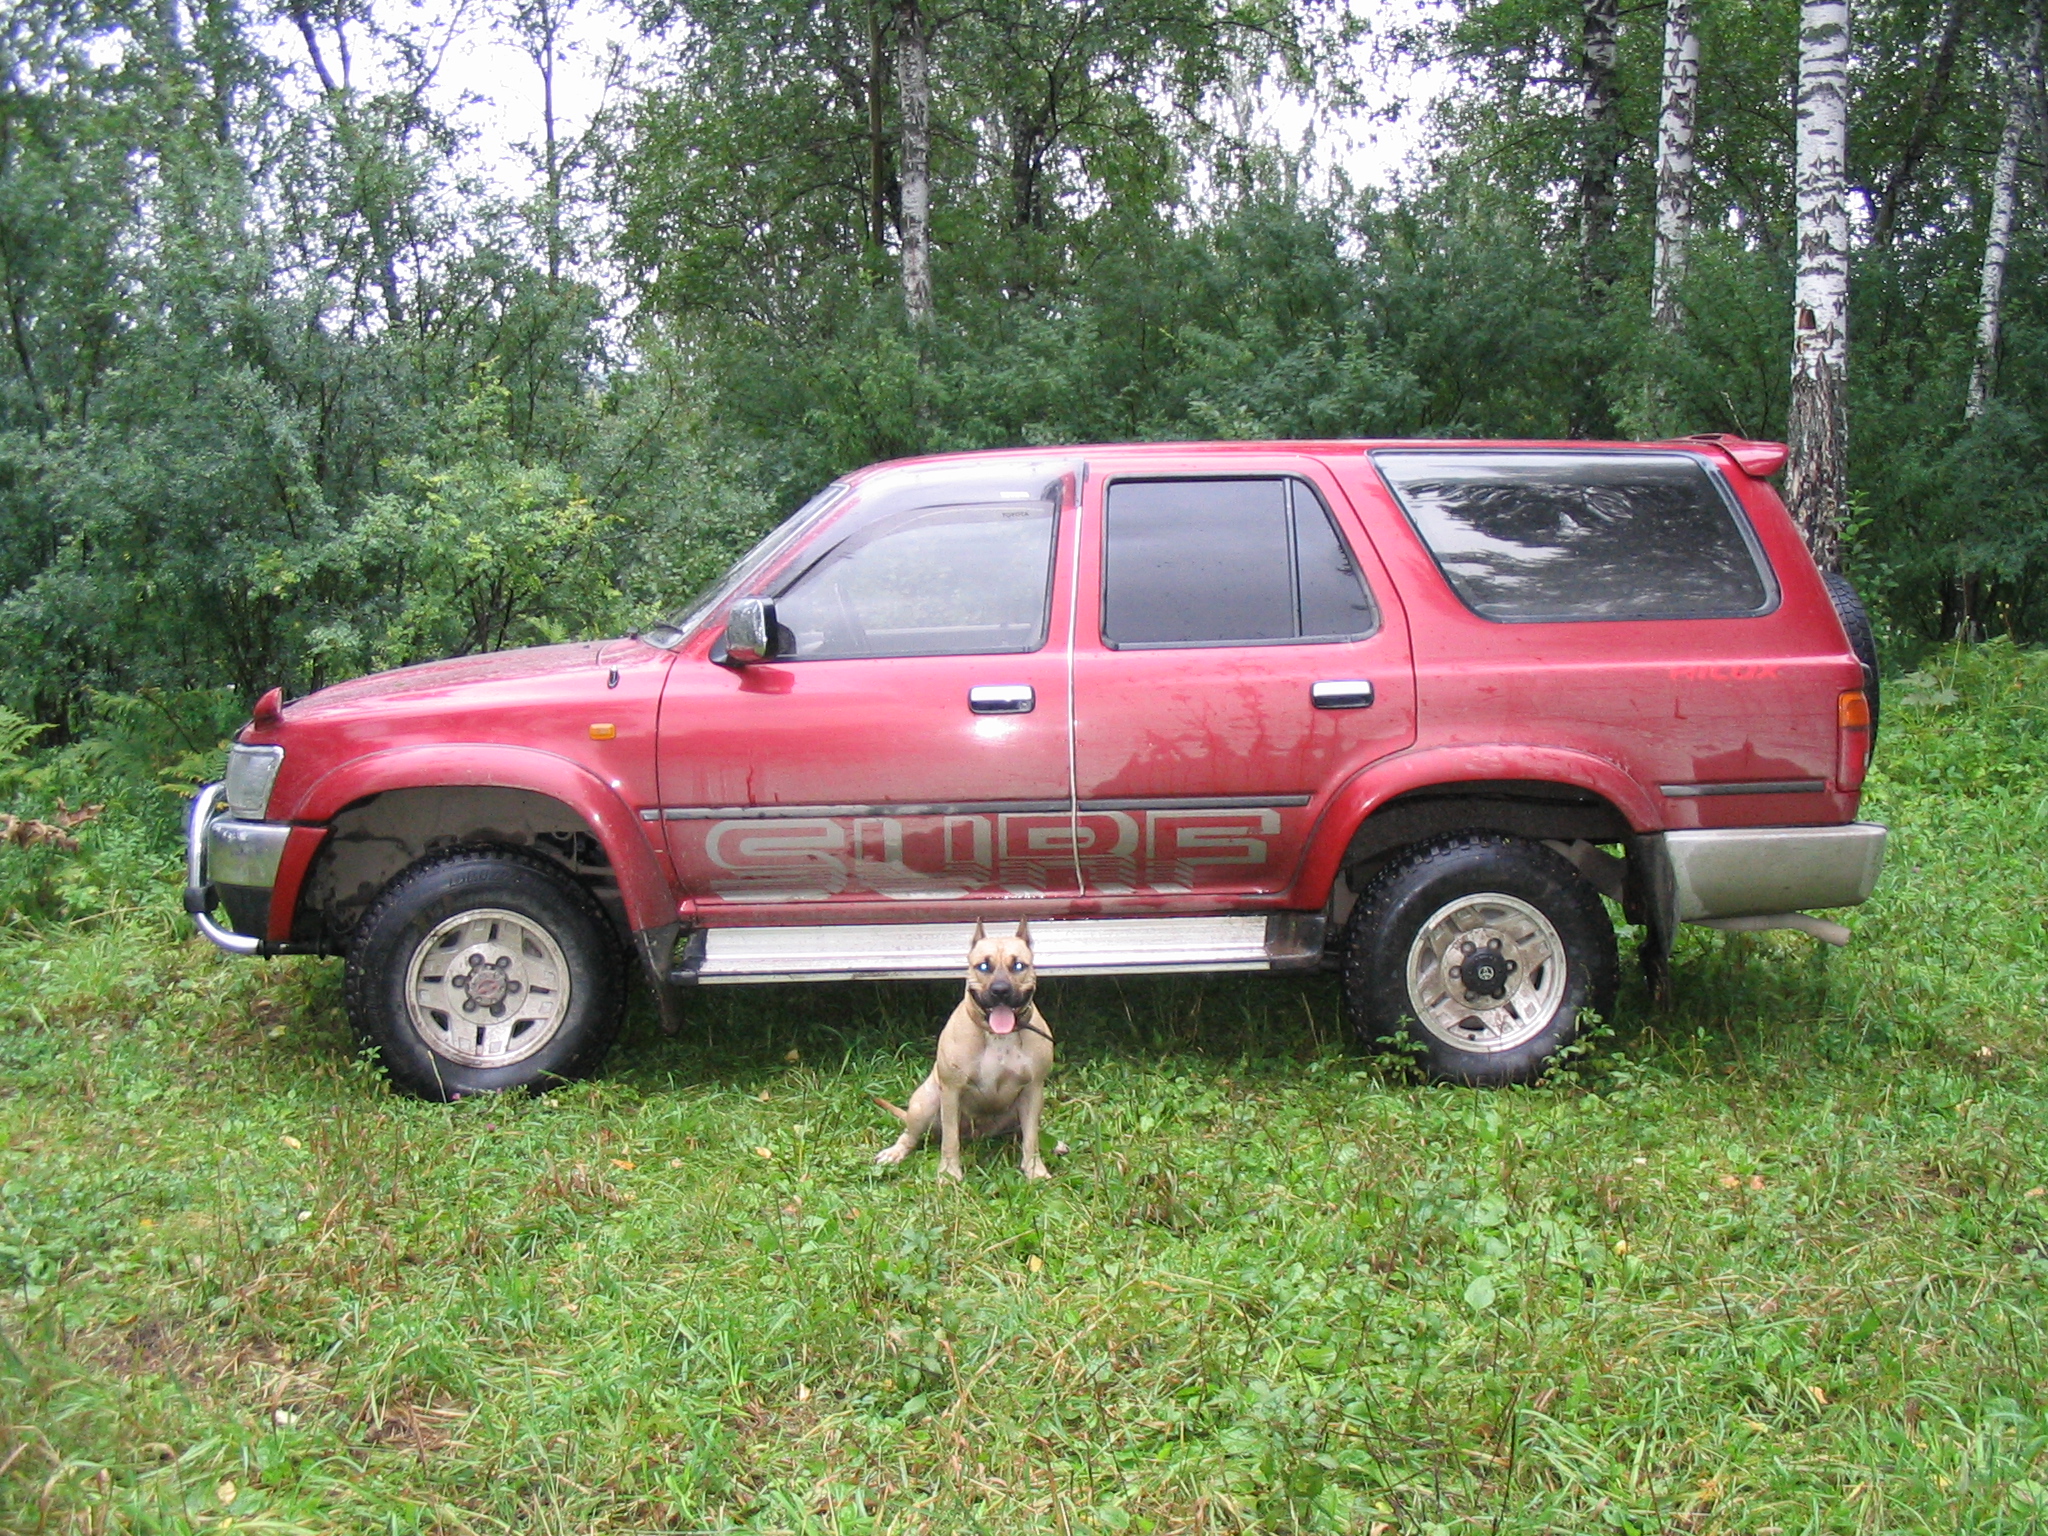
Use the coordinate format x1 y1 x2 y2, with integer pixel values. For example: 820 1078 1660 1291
2030 0 2047 200
1571 0 1622 436
1010 113 1045 232
1787 0 1851 570
892 0 933 327
1869 0 1967 251
867 1 890 260
1651 0 1699 333
1576 0 1622 297
1967 67 2026 419
539 2 563 291
290 5 406 330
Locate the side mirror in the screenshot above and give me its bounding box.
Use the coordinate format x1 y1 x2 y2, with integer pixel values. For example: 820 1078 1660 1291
721 598 777 665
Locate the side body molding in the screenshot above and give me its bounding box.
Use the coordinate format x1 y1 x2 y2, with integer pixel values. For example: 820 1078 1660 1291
1292 744 1662 906
284 745 676 936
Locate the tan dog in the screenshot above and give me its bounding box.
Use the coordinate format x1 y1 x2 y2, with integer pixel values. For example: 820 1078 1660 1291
874 920 1053 1180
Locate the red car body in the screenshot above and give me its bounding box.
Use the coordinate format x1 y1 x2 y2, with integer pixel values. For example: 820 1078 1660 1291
187 436 1885 1094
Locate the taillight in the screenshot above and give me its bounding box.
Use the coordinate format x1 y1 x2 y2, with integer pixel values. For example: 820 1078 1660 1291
1836 689 1871 788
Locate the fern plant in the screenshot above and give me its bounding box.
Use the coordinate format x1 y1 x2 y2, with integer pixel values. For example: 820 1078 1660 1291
0 708 50 765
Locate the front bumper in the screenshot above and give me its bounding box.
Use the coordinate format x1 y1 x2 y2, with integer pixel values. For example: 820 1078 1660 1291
185 782 293 955
1663 821 1887 921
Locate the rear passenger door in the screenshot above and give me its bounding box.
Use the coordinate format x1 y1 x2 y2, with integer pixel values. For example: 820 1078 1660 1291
1067 460 1417 902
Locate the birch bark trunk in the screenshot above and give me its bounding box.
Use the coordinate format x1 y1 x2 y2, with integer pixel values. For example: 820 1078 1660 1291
1967 73 2026 419
1576 0 1622 296
1787 0 1851 570
1652 0 1700 332
893 0 934 327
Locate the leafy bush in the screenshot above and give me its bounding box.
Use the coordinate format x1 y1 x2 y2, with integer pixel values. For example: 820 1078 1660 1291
0 694 218 931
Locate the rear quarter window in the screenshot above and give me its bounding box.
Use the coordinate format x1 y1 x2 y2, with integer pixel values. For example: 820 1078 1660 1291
1372 450 1776 622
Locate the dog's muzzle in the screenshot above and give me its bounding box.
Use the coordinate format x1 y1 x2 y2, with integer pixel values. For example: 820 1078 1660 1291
976 988 1035 1034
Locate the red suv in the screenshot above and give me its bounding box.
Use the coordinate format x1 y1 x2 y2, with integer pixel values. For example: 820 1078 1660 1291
186 438 1885 1098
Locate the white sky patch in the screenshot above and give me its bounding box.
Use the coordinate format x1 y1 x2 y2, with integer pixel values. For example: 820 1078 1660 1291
363 0 1443 202
254 0 1445 283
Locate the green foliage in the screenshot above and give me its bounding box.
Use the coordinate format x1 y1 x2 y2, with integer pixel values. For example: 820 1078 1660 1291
3 0 2047 732
3 642 2048 1531
0 708 49 764
306 388 627 672
0 688 207 931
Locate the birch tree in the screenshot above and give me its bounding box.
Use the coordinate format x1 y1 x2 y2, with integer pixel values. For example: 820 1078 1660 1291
1576 0 1622 297
1787 0 1851 570
892 0 933 327
1651 0 1699 333
1967 60 2027 420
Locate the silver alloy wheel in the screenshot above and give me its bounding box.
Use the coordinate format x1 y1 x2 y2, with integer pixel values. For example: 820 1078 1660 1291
402 907 572 1068
1404 891 1569 1054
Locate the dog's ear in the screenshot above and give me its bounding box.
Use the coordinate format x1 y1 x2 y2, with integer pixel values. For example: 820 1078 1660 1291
971 919 986 945
1014 919 1032 945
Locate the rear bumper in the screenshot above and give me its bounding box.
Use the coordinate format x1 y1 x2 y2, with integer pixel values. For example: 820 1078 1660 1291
1662 821 1887 921
185 782 293 955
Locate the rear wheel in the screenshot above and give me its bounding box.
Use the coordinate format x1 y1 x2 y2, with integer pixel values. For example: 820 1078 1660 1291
344 848 624 1100
1343 835 1617 1086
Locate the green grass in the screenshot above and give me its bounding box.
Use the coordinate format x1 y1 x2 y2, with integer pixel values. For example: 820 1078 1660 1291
4 642 2048 1534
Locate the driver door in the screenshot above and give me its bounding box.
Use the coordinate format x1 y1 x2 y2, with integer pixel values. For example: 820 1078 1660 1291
655 461 1083 916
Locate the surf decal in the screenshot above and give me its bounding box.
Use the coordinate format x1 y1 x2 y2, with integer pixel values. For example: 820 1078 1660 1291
679 807 1288 902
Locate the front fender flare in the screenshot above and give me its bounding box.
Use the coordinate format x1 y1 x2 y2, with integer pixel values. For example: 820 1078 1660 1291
286 745 674 937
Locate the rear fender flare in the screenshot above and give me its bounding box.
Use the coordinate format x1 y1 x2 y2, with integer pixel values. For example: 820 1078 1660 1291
1296 745 1658 905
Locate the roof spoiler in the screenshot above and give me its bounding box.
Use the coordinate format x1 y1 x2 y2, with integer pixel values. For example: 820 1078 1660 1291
1682 434 1788 478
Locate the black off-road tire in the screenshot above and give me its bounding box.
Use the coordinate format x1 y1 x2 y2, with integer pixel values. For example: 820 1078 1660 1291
1823 570 1880 746
1342 835 1617 1087
344 848 625 1101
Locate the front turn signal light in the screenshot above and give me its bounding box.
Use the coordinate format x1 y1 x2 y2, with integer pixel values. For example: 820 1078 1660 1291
1836 689 1871 788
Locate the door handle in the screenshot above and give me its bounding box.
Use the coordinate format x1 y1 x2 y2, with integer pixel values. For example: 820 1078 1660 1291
969 684 1035 715
1311 680 1375 710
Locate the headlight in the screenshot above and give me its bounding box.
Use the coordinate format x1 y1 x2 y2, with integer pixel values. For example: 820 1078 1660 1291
224 745 285 820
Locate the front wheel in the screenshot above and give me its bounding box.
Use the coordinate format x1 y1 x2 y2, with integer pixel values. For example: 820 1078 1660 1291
344 848 625 1100
1343 835 1617 1086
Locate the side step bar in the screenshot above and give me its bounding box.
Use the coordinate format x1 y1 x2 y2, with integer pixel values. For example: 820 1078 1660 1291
671 913 1326 985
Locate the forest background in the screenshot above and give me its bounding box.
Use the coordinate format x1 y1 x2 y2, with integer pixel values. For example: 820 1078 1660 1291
2 0 2044 744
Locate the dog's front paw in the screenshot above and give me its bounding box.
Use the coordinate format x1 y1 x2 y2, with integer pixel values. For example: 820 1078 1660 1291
1021 1160 1051 1181
937 1162 964 1182
874 1144 909 1166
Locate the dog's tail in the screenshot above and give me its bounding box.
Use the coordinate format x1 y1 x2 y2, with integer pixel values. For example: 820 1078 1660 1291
871 1095 909 1124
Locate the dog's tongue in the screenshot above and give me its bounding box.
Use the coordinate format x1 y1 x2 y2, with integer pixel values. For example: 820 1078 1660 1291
989 1006 1017 1035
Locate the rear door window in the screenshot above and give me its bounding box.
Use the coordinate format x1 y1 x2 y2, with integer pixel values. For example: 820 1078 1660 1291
1372 450 1775 622
1102 477 1377 647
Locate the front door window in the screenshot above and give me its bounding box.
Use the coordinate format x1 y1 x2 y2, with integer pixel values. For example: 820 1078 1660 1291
774 498 1058 659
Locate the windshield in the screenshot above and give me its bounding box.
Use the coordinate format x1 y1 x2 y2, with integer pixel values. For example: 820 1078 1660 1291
641 482 850 647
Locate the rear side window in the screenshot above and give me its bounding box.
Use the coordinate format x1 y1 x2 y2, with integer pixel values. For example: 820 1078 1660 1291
1373 451 1775 622
1103 477 1377 647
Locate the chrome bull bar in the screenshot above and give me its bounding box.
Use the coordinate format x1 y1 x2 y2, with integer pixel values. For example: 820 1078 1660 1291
185 782 265 955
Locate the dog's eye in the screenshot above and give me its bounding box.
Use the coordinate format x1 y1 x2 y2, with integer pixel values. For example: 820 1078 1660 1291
976 960 992 973
1010 959 1025 972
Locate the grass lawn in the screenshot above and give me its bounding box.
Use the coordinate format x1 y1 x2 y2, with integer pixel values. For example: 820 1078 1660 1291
4 643 2048 1534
